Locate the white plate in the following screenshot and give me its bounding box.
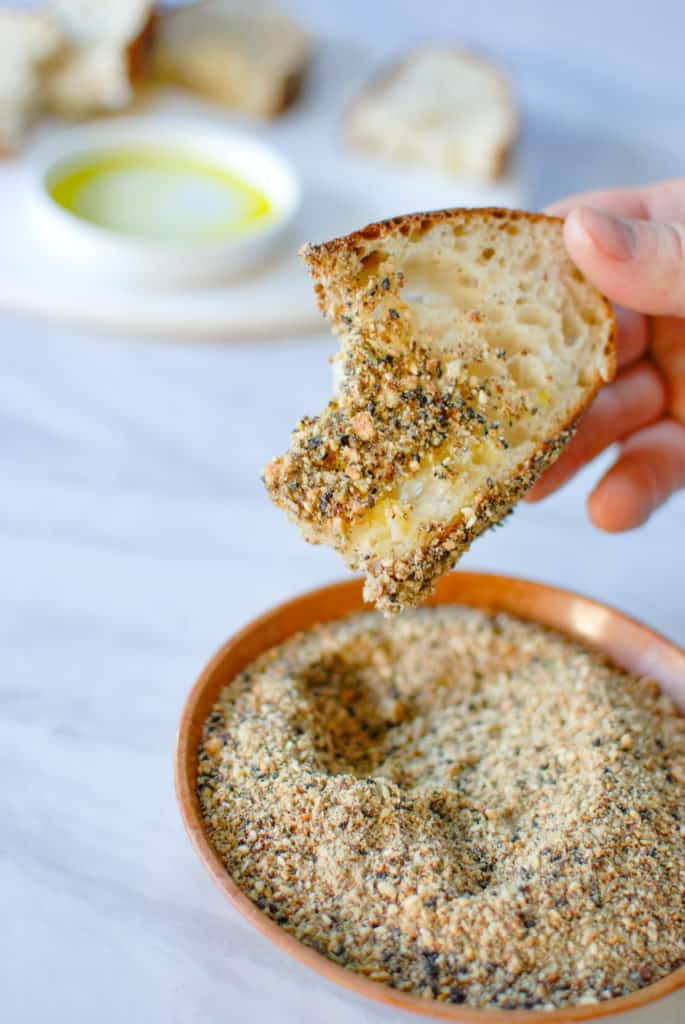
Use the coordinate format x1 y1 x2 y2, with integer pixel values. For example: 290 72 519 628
0 42 527 339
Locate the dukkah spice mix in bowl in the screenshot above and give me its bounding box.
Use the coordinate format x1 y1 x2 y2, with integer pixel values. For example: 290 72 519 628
175 573 685 1021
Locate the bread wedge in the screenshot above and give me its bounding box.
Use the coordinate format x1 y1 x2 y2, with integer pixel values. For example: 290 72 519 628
0 10 61 154
152 0 311 119
44 0 155 117
264 209 616 613
347 48 517 181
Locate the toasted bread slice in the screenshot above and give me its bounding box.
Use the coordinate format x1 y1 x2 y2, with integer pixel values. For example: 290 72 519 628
264 209 616 613
44 1 155 117
0 10 61 153
347 48 517 181
152 0 311 119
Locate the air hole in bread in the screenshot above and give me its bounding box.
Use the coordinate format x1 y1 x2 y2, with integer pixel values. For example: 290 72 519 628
508 355 546 389
515 306 550 327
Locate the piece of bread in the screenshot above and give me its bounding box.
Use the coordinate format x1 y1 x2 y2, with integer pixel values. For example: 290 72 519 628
264 209 616 613
52 0 152 45
347 48 517 181
152 0 311 119
44 0 155 117
0 10 61 153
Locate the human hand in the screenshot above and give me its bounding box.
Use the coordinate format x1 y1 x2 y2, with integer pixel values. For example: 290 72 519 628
526 179 685 530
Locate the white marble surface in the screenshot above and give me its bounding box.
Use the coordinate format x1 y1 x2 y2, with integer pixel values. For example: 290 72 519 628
2 2 685 1022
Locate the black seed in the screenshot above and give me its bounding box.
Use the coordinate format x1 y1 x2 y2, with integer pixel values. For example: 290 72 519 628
421 951 439 978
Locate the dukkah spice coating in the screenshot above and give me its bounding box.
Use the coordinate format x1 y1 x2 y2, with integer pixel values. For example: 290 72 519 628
198 608 685 1011
263 209 615 613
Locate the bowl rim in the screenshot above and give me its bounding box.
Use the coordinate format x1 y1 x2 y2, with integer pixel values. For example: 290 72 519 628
174 572 685 1022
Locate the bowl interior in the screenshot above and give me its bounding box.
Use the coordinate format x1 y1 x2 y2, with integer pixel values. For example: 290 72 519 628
175 573 685 1022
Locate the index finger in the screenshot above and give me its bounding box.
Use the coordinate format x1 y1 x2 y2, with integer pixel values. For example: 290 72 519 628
544 187 649 220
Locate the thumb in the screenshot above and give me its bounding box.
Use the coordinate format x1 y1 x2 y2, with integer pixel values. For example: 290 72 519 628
563 206 685 317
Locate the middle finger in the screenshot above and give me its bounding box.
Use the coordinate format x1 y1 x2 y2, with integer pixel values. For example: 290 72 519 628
526 360 666 501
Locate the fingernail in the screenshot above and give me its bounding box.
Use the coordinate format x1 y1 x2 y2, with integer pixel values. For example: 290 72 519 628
577 207 635 261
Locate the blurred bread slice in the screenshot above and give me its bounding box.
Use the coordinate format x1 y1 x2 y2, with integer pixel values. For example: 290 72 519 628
347 48 517 181
44 0 155 117
153 0 311 119
0 10 61 153
264 209 615 613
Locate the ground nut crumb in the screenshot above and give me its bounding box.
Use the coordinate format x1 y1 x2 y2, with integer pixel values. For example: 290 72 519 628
198 607 685 1011
350 411 376 441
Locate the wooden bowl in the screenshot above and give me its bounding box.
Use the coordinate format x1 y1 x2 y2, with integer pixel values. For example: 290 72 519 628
175 572 685 1022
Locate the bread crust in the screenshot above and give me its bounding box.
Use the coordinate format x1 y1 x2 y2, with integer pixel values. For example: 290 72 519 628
345 47 519 181
270 61 309 118
127 10 156 85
